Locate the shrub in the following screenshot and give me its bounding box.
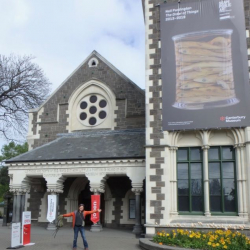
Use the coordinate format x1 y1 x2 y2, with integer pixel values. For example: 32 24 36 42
153 229 250 250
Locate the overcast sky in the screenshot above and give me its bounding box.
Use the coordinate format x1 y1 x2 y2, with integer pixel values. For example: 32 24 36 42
0 0 145 150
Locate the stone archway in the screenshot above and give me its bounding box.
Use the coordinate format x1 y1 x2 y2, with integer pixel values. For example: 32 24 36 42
64 177 89 222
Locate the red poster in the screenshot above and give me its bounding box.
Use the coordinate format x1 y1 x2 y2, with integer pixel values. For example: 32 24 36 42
22 211 31 245
23 224 31 245
91 195 100 224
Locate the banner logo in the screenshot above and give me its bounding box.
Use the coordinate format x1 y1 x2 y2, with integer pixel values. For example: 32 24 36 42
219 0 232 20
220 116 246 123
91 195 100 224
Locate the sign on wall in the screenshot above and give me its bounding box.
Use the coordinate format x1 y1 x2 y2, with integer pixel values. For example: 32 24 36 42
160 0 250 130
46 195 57 223
91 195 100 224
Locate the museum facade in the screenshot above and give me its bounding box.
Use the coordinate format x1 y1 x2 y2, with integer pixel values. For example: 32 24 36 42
6 0 250 237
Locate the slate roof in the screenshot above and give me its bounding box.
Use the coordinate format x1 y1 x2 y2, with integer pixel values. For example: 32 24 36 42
6 129 145 163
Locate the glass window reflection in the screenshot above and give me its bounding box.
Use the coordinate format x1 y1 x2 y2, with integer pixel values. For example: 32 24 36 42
209 163 220 179
222 162 234 178
178 163 188 179
177 149 188 161
222 147 234 160
208 147 219 160
190 148 202 161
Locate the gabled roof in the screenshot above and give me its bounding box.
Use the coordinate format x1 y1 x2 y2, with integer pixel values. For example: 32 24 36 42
6 129 145 163
32 50 144 113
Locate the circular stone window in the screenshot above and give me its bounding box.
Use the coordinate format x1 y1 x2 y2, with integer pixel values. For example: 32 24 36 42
77 94 109 127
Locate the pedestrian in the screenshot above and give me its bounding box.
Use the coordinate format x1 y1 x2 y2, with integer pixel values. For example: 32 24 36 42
59 203 101 250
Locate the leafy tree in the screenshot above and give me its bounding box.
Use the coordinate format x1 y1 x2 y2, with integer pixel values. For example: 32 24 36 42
0 54 51 140
0 142 28 201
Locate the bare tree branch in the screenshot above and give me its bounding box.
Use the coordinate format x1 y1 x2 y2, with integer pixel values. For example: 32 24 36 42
0 54 51 141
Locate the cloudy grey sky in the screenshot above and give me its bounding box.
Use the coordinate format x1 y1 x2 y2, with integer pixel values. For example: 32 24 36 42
0 0 145 149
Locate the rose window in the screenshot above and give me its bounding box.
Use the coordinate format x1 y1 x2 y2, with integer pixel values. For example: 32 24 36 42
77 94 108 126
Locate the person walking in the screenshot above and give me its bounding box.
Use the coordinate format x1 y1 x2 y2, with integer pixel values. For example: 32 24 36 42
60 203 101 250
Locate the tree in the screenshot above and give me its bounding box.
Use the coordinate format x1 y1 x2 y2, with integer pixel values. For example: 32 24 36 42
0 54 51 140
0 142 28 201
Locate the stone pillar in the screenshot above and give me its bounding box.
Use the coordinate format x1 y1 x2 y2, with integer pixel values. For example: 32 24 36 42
11 189 27 223
239 144 248 217
170 146 178 216
90 186 104 232
202 145 211 217
235 144 244 217
43 174 65 231
132 187 143 235
2 192 12 226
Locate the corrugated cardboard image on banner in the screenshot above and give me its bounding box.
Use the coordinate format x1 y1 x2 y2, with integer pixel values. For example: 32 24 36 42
160 0 250 130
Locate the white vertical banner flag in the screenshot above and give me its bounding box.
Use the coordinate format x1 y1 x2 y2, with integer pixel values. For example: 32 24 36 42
47 195 57 223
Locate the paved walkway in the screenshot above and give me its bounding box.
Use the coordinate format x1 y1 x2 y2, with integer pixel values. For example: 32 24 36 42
0 221 141 250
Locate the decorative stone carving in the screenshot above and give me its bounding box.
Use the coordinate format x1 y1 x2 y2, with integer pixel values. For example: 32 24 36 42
9 188 30 195
132 188 143 195
47 189 63 194
90 188 104 194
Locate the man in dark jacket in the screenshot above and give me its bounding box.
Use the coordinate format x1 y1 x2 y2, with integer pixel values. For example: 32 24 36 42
61 204 101 250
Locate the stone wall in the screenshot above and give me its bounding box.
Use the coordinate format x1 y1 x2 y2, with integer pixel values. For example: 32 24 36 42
30 53 145 149
144 0 250 235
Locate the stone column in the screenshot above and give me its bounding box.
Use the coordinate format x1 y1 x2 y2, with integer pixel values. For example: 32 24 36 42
239 144 248 217
11 189 28 223
132 187 143 235
90 186 104 232
202 145 211 217
44 174 65 231
2 192 12 226
170 146 178 216
235 144 244 217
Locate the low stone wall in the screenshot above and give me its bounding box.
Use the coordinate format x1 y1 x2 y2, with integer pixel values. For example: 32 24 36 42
139 238 196 250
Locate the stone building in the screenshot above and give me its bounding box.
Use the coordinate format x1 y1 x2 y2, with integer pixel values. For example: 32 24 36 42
143 0 250 236
6 51 146 232
6 0 250 237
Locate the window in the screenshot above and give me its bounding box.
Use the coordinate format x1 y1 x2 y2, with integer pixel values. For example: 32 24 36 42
129 199 136 219
208 146 237 214
78 94 108 127
177 148 203 214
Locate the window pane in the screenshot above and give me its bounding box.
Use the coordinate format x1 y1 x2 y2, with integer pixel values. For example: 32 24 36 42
223 179 235 196
222 147 234 160
177 163 188 179
177 149 188 161
209 179 221 195
178 180 189 195
210 196 222 212
209 147 220 160
191 179 202 195
222 162 234 178
190 148 202 161
191 163 202 179
209 163 220 179
224 195 236 212
129 199 135 219
178 196 189 211
192 196 203 212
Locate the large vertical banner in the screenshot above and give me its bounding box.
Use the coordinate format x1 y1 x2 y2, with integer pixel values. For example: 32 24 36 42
11 223 21 248
160 0 250 130
91 195 100 224
22 211 31 246
46 195 56 223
